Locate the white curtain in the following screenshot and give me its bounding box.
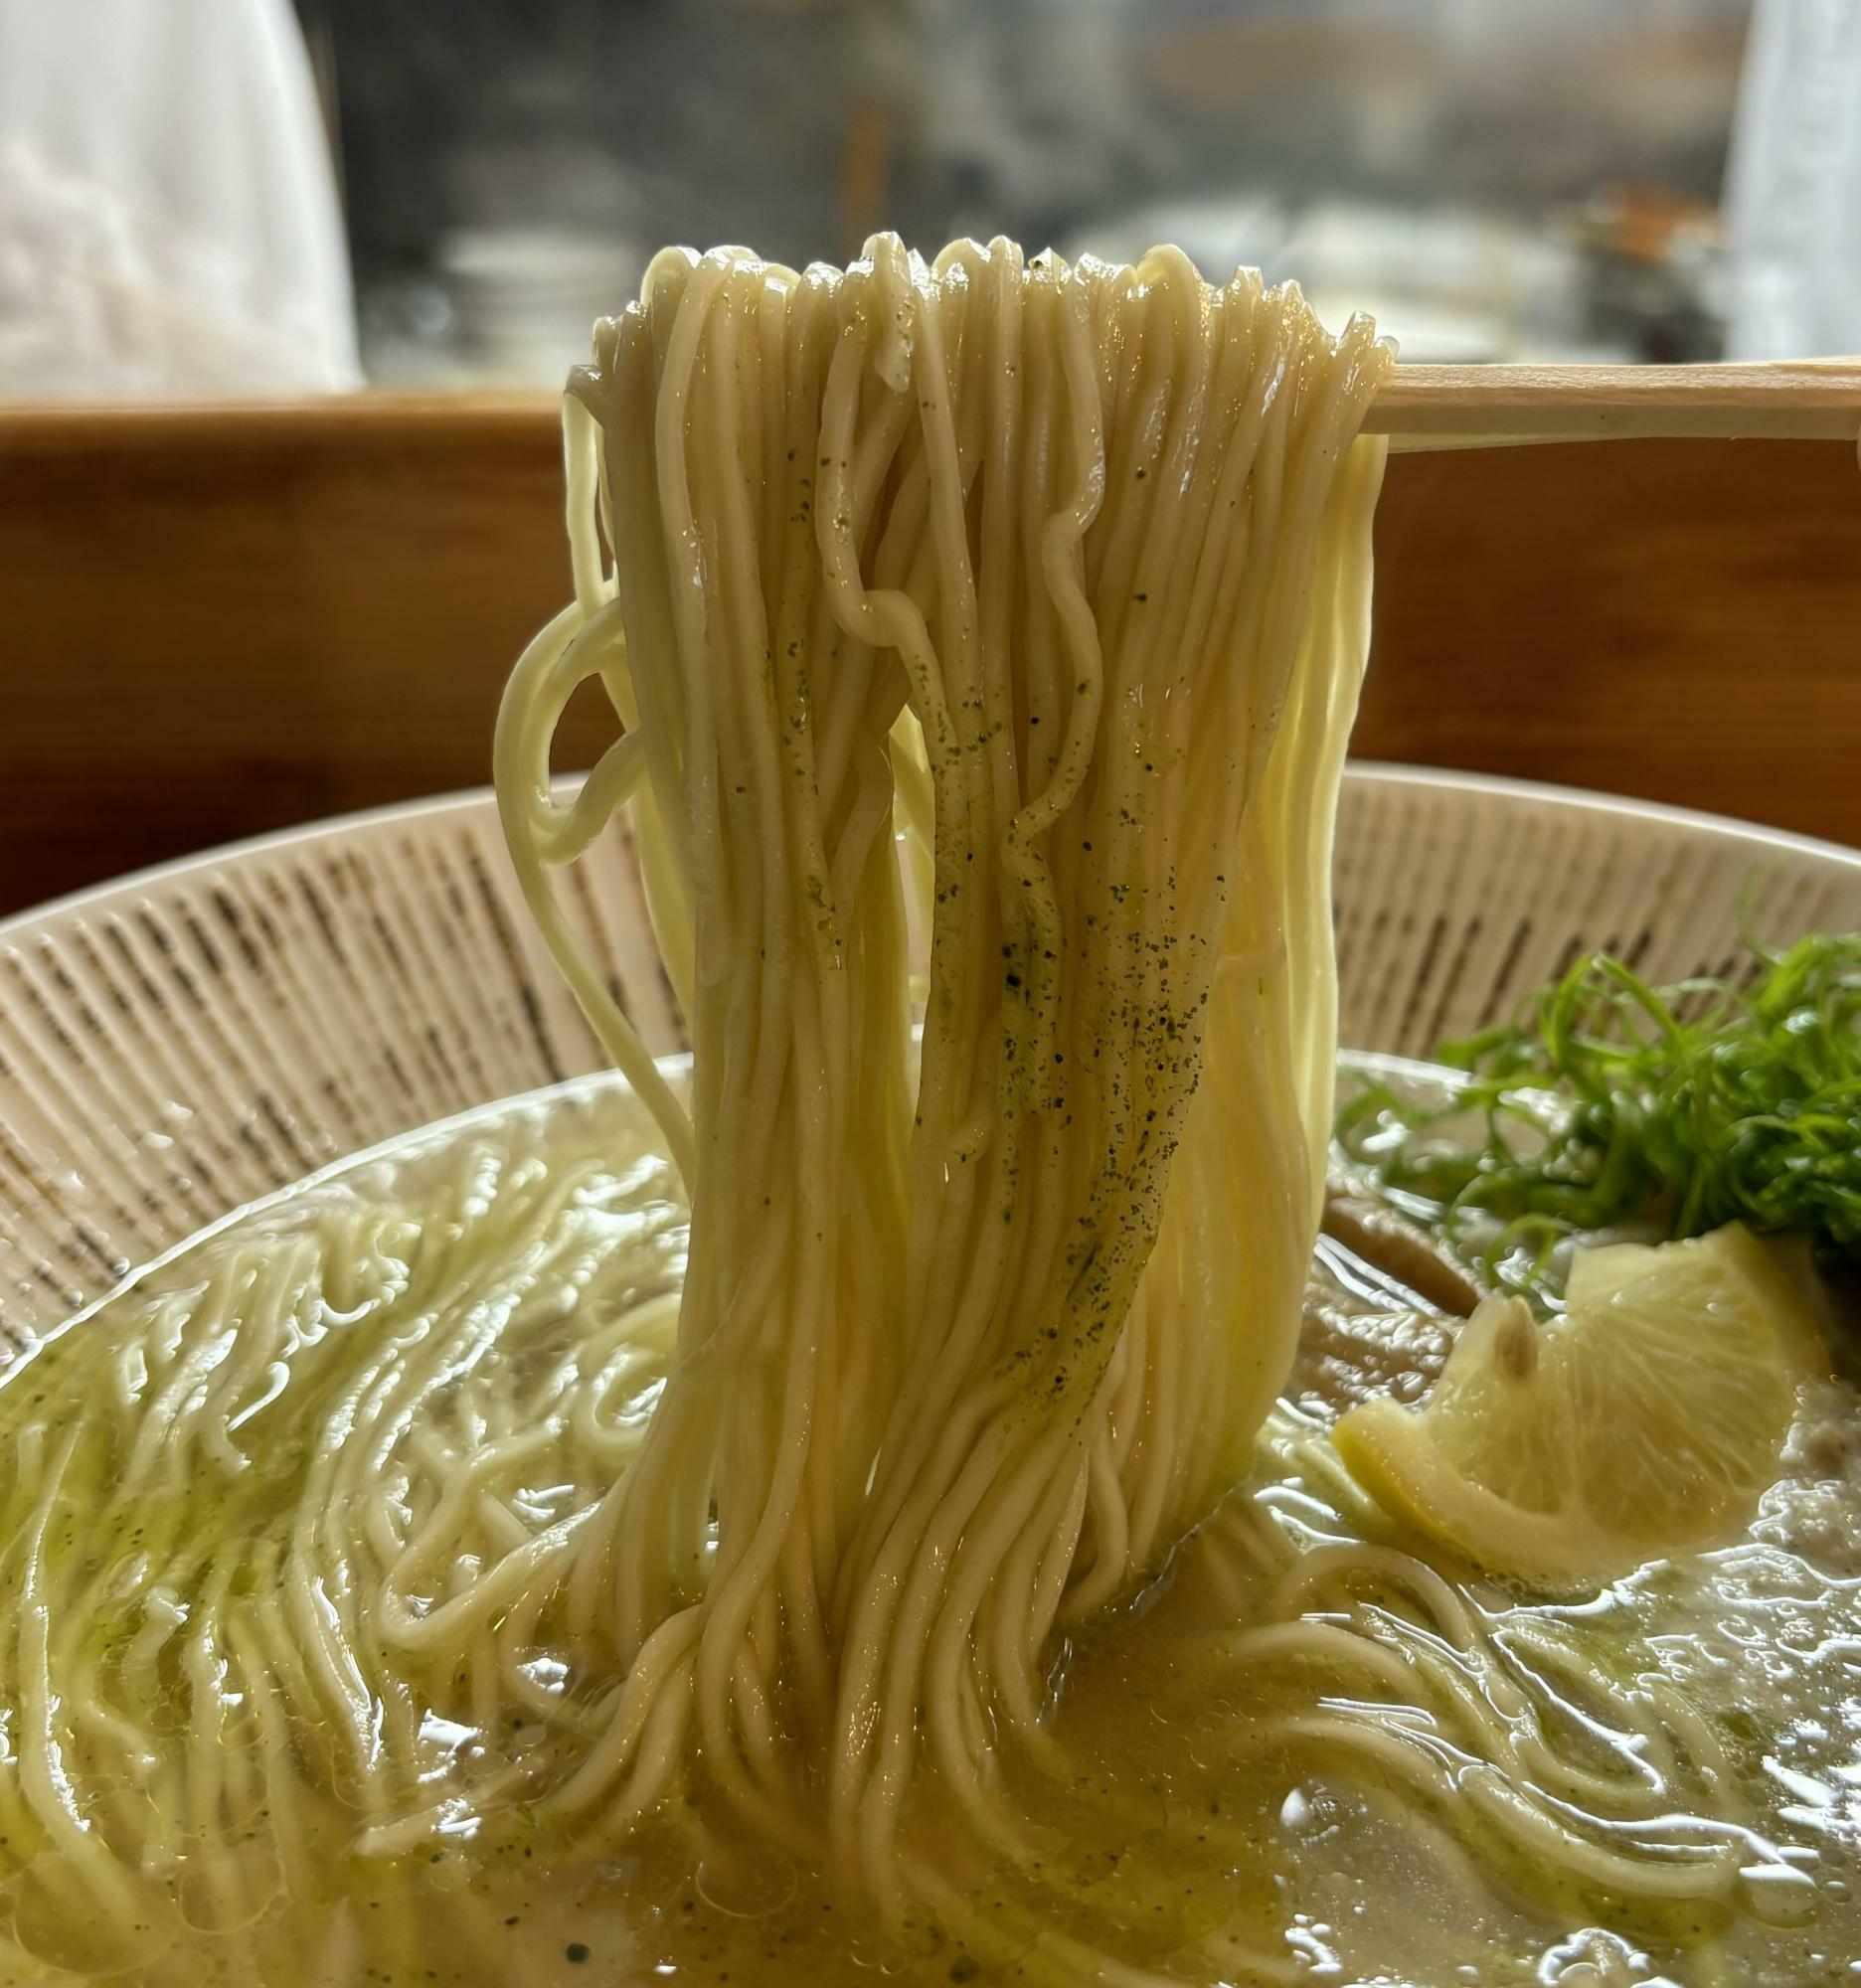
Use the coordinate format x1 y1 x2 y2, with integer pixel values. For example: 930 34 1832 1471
1724 0 1861 358
0 0 360 398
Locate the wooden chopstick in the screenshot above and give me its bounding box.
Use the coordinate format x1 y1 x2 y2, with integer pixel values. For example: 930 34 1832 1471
2 364 1856 457
1366 361 1861 443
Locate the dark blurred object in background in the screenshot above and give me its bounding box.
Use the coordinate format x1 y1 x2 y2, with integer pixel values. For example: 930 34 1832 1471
296 0 1754 386
1571 187 1726 366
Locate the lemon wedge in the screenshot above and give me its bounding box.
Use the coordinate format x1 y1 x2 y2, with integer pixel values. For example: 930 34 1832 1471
1332 1223 1827 1585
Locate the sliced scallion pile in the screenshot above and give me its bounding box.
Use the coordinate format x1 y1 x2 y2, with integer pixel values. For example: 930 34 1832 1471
1336 931 1861 1301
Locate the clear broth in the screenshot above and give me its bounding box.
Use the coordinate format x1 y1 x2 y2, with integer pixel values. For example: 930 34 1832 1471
1 1072 1858 1988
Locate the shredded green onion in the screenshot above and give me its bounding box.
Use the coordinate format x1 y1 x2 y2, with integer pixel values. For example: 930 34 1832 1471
1336 931 1861 1301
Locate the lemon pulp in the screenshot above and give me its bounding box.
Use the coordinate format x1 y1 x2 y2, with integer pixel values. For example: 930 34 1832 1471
1333 1222 1827 1583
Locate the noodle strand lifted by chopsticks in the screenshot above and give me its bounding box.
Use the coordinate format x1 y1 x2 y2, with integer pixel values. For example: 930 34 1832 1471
496 234 1392 1881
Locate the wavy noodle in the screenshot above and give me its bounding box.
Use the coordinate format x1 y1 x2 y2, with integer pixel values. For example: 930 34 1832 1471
1170 1413 1799 1937
496 234 1391 1885
0 1102 686 1972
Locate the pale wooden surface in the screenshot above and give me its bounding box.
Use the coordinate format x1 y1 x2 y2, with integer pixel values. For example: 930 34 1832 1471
2 399 1858 915
8 363 1857 450
1367 361 1861 441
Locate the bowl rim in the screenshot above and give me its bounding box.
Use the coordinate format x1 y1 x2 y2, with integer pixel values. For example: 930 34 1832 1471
7 761 1856 948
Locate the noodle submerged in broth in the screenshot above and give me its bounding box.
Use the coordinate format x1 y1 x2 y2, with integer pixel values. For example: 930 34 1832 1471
489 231 1396 1913
1 1070 1857 1986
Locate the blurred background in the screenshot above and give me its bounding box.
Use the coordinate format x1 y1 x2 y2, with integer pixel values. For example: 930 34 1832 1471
328 0 1744 383
3 0 1859 915
4 0 1860 402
